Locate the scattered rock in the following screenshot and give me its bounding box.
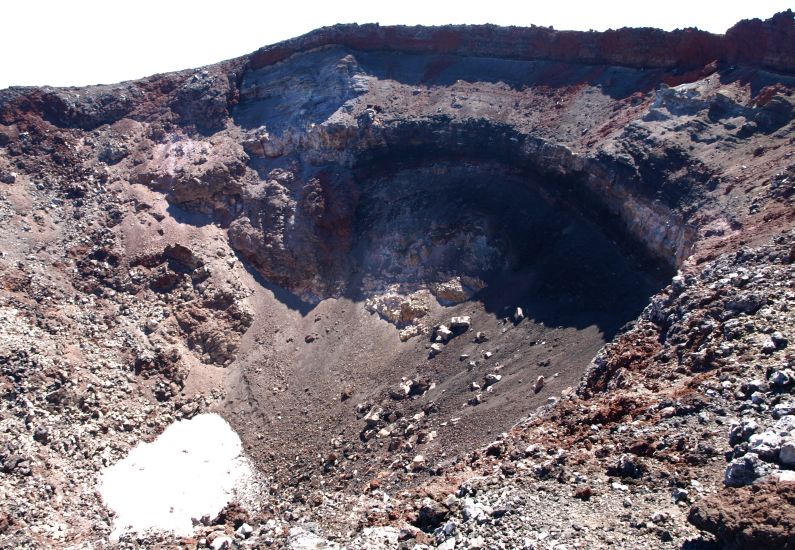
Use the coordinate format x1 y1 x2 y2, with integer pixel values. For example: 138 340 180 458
747 430 782 461
210 535 233 550
484 373 502 388
607 454 644 479
416 498 448 531
450 316 471 331
729 419 759 445
0 170 17 184
434 324 453 343
724 453 772 487
779 440 795 466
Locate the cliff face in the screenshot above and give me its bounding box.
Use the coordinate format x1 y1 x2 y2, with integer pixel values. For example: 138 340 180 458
249 10 795 73
5 13 794 301
0 11 794 549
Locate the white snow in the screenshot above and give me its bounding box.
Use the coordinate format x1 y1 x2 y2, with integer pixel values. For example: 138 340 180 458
99 413 255 539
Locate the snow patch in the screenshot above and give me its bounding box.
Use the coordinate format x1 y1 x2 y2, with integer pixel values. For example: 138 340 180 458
99 413 255 539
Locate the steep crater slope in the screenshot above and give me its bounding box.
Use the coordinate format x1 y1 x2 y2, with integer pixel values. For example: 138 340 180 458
217 46 679 486
222 148 669 489
0 11 793 548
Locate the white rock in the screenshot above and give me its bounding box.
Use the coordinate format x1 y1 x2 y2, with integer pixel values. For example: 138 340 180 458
435 325 453 342
772 469 795 482
236 522 254 537
288 527 341 549
211 535 233 550
450 316 471 330
349 526 400 548
429 343 444 358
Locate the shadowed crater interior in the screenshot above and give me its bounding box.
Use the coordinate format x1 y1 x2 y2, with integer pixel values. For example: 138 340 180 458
225 145 671 488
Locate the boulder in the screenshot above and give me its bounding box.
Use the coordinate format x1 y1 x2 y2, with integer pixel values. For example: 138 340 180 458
434 324 453 343
450 316 471 330
724 453 772 487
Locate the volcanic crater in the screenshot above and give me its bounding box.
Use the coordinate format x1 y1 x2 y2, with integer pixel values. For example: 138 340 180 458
1 10 794 549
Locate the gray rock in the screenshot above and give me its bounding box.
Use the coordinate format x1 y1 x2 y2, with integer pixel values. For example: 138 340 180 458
429 343 444 358
773 400 795 419
416 497 448 530
513 307 524 323
771 331 789 349
779 439 795 466
607 454 644 479
762 338 778 354
744 379 768 393
461 498 486 522
484 373 502 388
364 406 383 427
288 526 340 549
724 453 772 487
774 415 795 435
750 391 766 405
748 430 782 460
729 418 758 445
440 520 457 537
770 369 794 387
0 170 17 184
671 488 689 503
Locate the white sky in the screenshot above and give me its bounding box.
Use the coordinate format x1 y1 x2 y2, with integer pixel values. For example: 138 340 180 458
1 1 792 90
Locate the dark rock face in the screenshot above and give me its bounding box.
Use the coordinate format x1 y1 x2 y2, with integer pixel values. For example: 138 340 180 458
248 11 795 74
2 14 793 304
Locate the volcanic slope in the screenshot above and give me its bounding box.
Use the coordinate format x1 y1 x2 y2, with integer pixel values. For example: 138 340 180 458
0 10 794 549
